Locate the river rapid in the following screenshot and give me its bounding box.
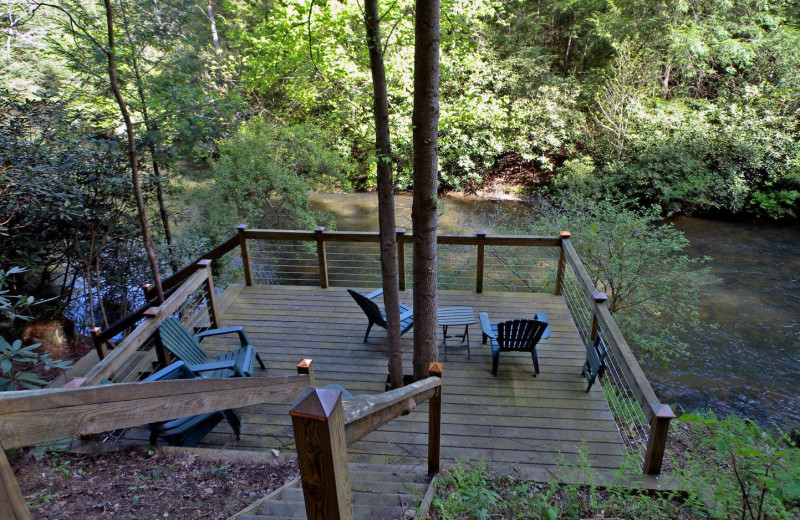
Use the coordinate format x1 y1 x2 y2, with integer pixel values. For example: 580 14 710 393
312 192 800 431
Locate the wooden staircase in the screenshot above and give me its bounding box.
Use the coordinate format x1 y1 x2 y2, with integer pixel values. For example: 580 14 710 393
236 462 434 519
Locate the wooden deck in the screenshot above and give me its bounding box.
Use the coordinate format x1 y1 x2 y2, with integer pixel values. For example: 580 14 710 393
131 284 627 480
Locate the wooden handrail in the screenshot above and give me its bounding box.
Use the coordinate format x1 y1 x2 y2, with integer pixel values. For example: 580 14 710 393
0 374 310 449
289 363 443 520
242 228 560 247
561 236 674 474
0 363 312 520
238 227 562 290
83 266 211 385
342 376 441 445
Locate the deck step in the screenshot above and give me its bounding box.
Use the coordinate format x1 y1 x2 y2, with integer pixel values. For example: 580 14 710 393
279 487 424 507
257 502 410 519
233 462 430 519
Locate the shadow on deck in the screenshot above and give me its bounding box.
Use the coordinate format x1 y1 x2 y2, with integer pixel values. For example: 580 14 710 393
127 284 626 481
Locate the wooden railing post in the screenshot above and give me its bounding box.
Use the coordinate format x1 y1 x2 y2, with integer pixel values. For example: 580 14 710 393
428 362 443 475
315 226 329 289
1 442 33 520
396 228 406 291
198 260 221 328
237 224 254 286
643 404 676 474
590 292 608 342
476 230 487 294
143 306 170 367
555 230 571 295
290 387 352 520
296 358 315 386
90 327 107 360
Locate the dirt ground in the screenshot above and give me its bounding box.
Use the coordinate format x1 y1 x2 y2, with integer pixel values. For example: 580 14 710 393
10 446 298 519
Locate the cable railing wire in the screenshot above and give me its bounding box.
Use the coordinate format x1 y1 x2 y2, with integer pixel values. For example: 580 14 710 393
560 261 650 459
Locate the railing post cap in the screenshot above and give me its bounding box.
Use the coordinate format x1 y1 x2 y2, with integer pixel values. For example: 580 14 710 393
196 259 212 267
289 386 341 421
428 362 444 378
476 230 487 237
296 358 313 370
593 292 608 303
315 226 326 233
236 224 248 231
143 307 160 319
395 227 406 234
651 403 676 420
560 231 572 239
90 327 101 335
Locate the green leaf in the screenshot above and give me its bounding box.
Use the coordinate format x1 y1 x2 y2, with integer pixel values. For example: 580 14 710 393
17 372 47 385
716 439 730 453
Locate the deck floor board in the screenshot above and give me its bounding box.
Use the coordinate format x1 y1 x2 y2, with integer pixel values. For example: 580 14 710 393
190 284 626 476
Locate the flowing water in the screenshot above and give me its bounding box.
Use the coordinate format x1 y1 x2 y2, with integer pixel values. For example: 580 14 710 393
312 192 800 430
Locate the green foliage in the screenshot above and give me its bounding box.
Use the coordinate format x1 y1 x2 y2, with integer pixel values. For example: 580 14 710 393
433 453 699 519
469 196 714 361
0 267 36 322
0 95 151 325
7 0 800 222
0 337 71 391
433 460 506 519
679 412 800 519
208 118 350 231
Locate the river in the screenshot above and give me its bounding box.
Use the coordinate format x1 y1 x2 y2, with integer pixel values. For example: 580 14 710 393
312 192 800 431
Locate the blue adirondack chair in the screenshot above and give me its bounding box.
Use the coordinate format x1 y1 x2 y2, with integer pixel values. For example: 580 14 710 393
158 318 265 378
143 361 242 447
348 289 414 343
480 312 551 376
582 335 608 392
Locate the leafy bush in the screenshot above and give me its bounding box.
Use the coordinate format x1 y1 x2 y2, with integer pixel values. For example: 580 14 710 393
208 118 350 232
0 337 71 391
0 95 151 326
679 412 800 519
0 266 36 322
465 196 715 362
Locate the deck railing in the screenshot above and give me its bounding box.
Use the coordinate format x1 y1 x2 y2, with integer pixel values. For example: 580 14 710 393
228 225 561 292
0 364 313 520
557 233 675 474
289 361 443 519
87 260 221 383
94 225 674 475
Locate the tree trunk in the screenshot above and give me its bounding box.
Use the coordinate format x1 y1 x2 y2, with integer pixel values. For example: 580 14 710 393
118 1 176 268
662 58 672 99
364 0 404 389
207 0 220 53
102 0 165 304
411 0 440 381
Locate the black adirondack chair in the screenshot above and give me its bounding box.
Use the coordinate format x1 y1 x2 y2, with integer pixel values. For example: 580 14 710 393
347 289 414 343
142 361 242 447
480 312 551 376
158 318 265 378
581 335 608 392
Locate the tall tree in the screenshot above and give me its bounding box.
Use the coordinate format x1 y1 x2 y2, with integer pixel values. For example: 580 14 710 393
363 0 404 388
101 0 165 303
411 0 440 380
